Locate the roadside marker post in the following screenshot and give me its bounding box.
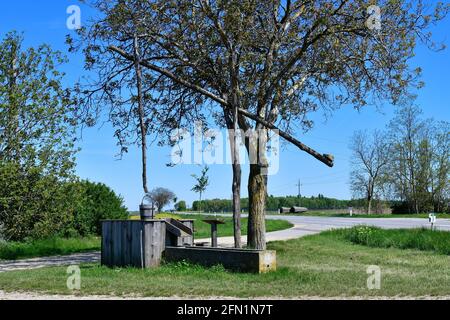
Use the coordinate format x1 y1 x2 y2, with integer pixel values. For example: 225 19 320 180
429 213 437 230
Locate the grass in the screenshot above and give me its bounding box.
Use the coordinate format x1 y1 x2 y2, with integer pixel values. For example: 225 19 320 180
335 226 450 255
0 216 292 261
0 228 449 298
0 237 100 261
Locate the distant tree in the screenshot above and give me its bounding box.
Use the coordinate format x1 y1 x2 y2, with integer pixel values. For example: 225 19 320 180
350 130 390 214
174 200 187 212
191 166 210 202
146 187 176 213
386 104 449 213
429 121 450 213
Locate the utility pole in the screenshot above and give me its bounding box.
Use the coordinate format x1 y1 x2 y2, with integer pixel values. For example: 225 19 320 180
296 179 302 198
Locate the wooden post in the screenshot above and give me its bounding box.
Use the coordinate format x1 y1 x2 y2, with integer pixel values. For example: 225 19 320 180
202 219 225 248
211 223 218 248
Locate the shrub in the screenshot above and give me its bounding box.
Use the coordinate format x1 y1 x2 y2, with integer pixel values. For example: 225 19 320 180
71 180 128 236
175 201 187 211
391 201 413 214
0 162 77 241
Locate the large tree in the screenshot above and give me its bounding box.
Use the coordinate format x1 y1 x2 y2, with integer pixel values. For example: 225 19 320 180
74 0 448 249
0 31 76 173
0 32 78 240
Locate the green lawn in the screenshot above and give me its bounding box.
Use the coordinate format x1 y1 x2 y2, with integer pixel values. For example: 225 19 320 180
337 226 450 255
0 228 449 298
0 216 292 261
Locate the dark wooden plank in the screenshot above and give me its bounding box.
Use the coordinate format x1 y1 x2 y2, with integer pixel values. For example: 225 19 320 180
112 221 122 266
131 221 144 268
144 221 153 267
101 221 108 266
167 218 193 235
122 221 131 267
165 221 190 237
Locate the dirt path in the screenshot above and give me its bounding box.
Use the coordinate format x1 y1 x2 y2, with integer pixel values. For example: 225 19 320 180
0 252 100 273
0 290 448 300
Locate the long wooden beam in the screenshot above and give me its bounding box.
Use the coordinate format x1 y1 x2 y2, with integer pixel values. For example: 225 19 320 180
108 45 334 167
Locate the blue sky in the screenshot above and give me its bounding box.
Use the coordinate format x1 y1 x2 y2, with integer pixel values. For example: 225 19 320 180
1 1 449 210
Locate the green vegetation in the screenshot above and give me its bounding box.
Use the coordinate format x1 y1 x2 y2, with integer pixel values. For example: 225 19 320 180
0 229 449 298
336 226 450 255
72 180 128 236
192 195 363 212
174 200 187 212
0 32 78 242
0 237 100 261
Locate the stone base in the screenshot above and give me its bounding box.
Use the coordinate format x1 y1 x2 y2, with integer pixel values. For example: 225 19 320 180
164 246 276 273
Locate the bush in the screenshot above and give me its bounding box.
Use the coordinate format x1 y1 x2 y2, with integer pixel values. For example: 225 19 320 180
0 162 77 241
175 201 187 211
71 180 128 236
0 163 127 241
391 201 413 214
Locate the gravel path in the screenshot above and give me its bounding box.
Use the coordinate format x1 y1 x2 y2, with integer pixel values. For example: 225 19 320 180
0 252 100 273
0 290 449 300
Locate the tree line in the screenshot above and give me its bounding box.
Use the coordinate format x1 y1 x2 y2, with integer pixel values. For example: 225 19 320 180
192 195 370 213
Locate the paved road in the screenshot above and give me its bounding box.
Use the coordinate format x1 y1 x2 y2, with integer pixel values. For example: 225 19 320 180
1 215 449 272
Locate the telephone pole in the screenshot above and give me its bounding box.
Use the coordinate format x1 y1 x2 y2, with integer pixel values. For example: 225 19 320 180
296 179 302 198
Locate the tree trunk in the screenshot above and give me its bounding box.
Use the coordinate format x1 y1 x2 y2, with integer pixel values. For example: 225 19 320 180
133 33 149 194
247 163 267 249
227 107 242 248
367 198 372 215
230 137 242 248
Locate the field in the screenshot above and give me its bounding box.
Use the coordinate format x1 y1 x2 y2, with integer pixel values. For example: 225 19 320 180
0 228 448 298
